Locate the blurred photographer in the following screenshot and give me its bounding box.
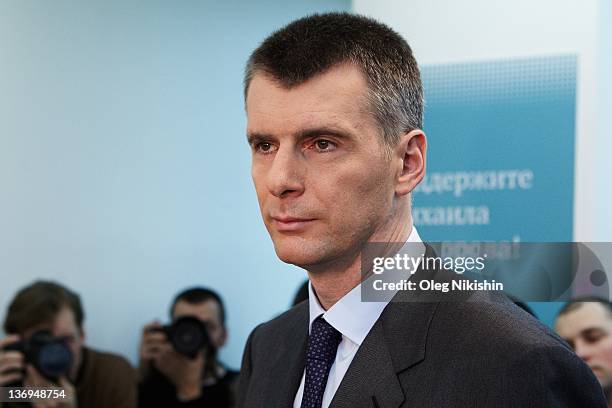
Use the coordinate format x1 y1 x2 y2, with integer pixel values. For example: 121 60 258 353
0 281 136 408
138 287 237 408
556 297 612 407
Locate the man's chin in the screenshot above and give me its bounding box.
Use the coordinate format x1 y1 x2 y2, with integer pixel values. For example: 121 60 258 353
272 241 325 268
275 249 317 267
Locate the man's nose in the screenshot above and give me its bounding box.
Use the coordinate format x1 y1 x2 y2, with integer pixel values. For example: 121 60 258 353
267 146 304 198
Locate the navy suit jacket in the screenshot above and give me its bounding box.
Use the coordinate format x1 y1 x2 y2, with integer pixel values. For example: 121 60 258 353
237 247 606 407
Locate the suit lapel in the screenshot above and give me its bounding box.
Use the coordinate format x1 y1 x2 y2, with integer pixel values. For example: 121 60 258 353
329 244 442 408
328 299 438 408
327 319 404 408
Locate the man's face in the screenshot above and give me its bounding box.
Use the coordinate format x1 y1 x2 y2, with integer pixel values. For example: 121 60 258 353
22 306 84 380
172 299 226 349
246 64 398 269
556 302 612 389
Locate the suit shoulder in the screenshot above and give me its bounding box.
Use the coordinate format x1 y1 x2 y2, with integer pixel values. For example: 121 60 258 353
249 300 308 345
403 298 607 406
432 296 569 352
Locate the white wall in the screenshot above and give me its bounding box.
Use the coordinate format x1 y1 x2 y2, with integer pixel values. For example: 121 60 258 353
353 0 611 241
0 0 349 368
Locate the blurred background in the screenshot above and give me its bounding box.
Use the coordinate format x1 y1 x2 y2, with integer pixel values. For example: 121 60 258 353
1 0 610 370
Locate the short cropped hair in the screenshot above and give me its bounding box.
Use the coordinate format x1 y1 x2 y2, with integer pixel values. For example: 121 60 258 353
557 296 612 319
244 12 423 146
170 287 226 326
3 281 84 335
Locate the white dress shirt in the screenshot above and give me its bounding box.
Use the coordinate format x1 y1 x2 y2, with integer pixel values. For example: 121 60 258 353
293 227 424 408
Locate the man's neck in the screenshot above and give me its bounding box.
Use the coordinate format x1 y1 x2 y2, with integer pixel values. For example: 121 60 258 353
308 216 413 310
308 255 362 310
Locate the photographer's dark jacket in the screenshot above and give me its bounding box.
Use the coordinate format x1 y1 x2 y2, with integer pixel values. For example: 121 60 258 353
138 365 238 408
76 347 136 408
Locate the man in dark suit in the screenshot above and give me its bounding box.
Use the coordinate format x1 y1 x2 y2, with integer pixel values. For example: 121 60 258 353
238 12 606 408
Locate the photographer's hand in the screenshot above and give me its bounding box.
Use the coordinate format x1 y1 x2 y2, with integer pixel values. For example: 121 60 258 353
24 365 77 408
155 348 205 401
139 321 166 362
0 335 23 385
138 321 169 383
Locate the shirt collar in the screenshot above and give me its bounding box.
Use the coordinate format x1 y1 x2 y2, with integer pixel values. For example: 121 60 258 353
307 226 423 346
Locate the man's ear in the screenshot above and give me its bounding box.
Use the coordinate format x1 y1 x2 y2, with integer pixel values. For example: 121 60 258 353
395 129 427 196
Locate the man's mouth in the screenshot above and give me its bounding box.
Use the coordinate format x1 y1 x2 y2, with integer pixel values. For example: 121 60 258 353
270 216 316 232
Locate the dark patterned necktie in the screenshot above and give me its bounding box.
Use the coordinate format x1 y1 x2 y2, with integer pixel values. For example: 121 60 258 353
300 315 342 408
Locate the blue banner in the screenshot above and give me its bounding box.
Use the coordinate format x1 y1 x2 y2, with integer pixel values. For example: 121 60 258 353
416 55 577 242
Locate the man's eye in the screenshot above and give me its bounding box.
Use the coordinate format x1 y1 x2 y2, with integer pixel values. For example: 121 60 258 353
255 142 276 153
313 139 336 152
585 332 606 343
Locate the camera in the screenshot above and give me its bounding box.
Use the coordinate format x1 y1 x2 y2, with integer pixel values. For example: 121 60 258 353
155 316 211 359
2 330 73 381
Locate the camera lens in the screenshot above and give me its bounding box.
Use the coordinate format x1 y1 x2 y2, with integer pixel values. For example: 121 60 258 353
168 316 209 358
37 341 72 379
